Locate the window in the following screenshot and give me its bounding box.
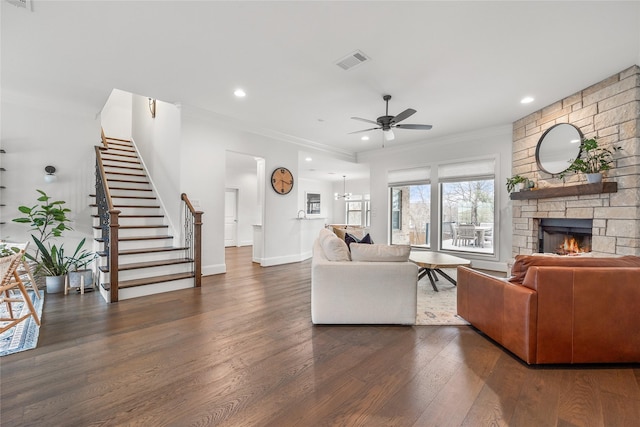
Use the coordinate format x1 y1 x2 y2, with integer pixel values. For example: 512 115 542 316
439 159 495 255
389 184 431 248
344 195 370 226
388 167 431 248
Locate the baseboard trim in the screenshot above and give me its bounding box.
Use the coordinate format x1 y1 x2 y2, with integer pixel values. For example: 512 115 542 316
203 263 226 276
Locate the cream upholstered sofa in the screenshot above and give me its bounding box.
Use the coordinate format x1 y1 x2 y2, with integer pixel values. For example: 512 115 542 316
311 228 418 325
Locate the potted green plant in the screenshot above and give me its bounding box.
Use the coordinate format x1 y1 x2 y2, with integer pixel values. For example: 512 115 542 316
506 175 528 193
559 137 623 183
12 190 75 293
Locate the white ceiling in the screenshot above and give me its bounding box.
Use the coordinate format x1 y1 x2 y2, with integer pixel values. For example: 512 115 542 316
3 1 640 161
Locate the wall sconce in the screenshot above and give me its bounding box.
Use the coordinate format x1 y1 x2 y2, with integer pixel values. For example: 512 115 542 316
148 98 156 118
44 165 57 183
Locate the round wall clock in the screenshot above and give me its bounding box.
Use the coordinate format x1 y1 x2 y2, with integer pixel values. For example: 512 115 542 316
271 167 294 195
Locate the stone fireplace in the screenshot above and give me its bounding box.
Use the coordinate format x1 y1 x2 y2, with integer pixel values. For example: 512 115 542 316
511 65 640 257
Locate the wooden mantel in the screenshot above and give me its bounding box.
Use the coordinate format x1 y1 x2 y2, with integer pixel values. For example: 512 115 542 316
510 182 618 200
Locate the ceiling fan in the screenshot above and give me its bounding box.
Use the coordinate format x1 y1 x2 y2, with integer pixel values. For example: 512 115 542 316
350 94 432 141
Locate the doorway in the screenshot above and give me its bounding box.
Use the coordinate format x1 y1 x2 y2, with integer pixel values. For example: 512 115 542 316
224 189 238 247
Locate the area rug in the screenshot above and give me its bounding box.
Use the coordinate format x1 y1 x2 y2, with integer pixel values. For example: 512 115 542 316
0 290 44 356
415 268 469 326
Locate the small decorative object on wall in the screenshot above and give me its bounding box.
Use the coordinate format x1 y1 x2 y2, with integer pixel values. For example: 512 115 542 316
559 137 623 183
506 175 528 193
305 192 321 215
536 123 583 175
271 167 294 195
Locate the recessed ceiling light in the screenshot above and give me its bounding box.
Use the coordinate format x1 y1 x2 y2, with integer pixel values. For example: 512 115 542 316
305 157 312 162
520 96 534 104
234 88 246 98
361 136 370 141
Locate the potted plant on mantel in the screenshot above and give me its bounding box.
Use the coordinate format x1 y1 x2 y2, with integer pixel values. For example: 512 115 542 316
559 137 623 183
12 190 93 293
506 175 528 193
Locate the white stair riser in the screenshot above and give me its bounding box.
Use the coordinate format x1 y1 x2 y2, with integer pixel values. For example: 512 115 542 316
117 228 170 238
117 263 193 282
117 239 174 251
105 180 150 189
110 207 163 216
118 278 194 300
117 250 189 264
97 250 189 266
94 216 166 227
108 190 155 198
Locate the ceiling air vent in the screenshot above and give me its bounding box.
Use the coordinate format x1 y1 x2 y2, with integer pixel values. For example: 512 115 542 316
335 50 370 71
5 0 32 10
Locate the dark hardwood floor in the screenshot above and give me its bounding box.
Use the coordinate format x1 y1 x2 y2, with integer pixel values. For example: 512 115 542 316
2 246 639 426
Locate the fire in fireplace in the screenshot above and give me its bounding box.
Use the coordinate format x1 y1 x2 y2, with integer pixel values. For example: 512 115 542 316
538 218 593 255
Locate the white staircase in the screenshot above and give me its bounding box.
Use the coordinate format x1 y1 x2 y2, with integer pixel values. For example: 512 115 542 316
94 137 195 301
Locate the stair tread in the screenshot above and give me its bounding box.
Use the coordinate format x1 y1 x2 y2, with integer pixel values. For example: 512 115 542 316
101 157 140 164
92 214 164 218
105 137 132 142
102 152 138 159
107 186 152 192
105 178 150 184
93 224 167 229
118 235 173 241
97 246 189 256
103 164 144 171
105 171 146 177
91 205 158 209
90 194 157 200
99 258 193 272
102 272 195 290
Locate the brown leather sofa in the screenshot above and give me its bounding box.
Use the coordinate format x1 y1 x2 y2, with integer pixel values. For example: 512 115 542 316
457 255 640 364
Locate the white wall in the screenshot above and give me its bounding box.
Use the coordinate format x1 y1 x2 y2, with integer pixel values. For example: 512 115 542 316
100 89 132 140
1 92 101 254
180 106 353 273
358 125 513 270
131 94 182 240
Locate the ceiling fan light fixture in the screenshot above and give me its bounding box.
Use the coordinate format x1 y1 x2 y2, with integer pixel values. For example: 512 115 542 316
383 129 395 141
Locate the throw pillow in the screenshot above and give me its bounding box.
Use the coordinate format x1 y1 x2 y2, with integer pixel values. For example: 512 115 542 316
320 233 351 262
350 243 410 262
344 232 373 249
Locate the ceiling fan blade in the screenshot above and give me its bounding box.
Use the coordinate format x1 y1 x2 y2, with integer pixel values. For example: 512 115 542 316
395 123 433 130
348 127 380 134
391 108 416 124
351 117 379 125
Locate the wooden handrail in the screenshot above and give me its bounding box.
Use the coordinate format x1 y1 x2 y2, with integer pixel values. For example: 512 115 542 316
95 145 120 302
100 128 108 149
181 193 203 287
95 146 116 212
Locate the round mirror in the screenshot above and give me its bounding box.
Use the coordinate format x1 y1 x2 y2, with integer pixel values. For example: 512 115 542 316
535 123 583 175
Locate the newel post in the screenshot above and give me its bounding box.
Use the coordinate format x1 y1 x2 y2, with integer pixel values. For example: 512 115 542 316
109 209 121 302
194 211 203 287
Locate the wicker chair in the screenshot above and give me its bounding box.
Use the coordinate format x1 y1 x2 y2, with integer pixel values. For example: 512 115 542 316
1 251 41 334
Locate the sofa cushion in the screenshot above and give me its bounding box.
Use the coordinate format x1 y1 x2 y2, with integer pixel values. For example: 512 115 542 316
509 254 640 284
332 226 365 241
350 243 410 262
345 232 373 249
320 232 351 262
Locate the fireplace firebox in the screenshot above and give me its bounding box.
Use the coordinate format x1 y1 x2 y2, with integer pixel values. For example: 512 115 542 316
538 218 593 255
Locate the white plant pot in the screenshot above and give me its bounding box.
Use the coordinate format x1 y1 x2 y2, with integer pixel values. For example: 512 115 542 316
45 275 66 294
586 173 602 183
